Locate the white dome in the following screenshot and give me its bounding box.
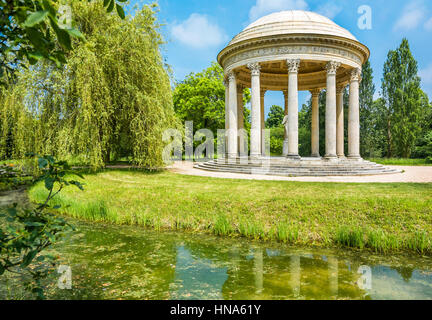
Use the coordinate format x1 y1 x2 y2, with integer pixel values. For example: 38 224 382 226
229 10 357 46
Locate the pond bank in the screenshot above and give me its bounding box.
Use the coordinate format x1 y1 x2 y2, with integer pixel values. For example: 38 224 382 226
27 170 432 255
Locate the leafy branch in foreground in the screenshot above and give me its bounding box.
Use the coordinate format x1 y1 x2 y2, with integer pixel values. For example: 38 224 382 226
0 0 126 85
0 154 84 299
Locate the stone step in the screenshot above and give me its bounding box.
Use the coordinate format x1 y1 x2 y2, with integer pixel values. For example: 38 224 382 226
194 160 401 177
198 163 387 171
194 166 399 177
200 160 386 167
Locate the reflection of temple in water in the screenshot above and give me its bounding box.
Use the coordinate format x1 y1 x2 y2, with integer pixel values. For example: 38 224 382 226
220 248 367 300
179 241 369 300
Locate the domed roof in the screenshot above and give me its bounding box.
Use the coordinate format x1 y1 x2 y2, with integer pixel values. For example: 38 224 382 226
229 10 357 46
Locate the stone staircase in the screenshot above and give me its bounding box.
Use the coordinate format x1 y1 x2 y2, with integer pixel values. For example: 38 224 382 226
194 158 401 177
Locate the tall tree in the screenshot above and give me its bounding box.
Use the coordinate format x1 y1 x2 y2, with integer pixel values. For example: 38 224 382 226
381 38 428 158
359 60 380 157
173 62 251 136
0 2 178 169
266 105 285 128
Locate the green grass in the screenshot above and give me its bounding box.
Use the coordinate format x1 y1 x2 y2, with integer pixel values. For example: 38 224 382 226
28 170 432 255
368 158 432 166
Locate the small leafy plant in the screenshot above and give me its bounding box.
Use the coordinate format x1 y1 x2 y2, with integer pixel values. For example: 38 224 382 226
0 154 84 299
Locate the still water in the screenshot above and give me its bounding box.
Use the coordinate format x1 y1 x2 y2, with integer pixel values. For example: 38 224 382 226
20 220 429 300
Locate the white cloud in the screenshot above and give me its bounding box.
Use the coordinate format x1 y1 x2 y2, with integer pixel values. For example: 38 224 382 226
393 1 426 31
419 63 432 84
316 2 343 20
171 14 228 49
425 17 432 31
249 0 308 22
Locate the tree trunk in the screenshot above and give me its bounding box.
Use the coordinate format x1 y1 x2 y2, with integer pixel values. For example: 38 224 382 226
386 118 392 158
104 147 111 164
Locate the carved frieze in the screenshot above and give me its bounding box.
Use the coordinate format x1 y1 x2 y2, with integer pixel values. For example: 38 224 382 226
224 43 363 70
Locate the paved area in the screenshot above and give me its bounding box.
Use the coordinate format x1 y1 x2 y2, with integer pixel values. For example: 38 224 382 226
168 161 432 183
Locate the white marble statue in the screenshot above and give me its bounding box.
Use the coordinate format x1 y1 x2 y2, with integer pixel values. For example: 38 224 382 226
282 115 289 156
282 115 289 132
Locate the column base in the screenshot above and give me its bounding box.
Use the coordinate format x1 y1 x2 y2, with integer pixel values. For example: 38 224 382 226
286 154 301 160
250 153 261 159
282 140 289 156
347 155 363 161
311 153 321 158
338 155 346 160
324 154 338 161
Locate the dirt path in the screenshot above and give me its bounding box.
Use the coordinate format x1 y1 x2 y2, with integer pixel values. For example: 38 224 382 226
168 161 432 183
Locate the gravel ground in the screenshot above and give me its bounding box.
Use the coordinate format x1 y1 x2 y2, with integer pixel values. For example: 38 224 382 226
168 161 432 183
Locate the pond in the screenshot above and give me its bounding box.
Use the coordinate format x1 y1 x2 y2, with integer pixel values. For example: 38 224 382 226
0 189 431 300
3 219 431 300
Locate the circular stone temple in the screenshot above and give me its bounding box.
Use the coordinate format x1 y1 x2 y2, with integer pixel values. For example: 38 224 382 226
196 10 400 176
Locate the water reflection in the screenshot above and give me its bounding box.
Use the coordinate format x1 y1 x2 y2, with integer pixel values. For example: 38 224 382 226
1 220 431 300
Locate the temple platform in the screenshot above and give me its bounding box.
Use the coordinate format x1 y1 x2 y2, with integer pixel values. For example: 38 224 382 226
194 157 402 177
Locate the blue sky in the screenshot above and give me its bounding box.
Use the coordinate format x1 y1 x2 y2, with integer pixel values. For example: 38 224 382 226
129 0 432 118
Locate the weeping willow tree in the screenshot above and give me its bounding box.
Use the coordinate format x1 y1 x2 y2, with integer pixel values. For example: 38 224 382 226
0 1 178 169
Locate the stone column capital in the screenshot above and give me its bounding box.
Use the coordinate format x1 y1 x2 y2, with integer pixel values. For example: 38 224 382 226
350 68 362 82
286 59 301 73
336 85 345 95
310 88 321 97
247 62 261 76
227 71 237 82
325 61 341 75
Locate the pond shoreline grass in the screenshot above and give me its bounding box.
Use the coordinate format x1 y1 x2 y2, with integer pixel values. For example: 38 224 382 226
28 170 432 256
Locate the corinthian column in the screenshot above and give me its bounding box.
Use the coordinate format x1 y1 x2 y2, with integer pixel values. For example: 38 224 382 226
237 84 245 155
227 71 238 158
248 63 261 158
336 85 345 158
286 59 301 159
224 79 229 156
310 89 320 157
260 89 266 156
283 90 289 156
348 68 362 160
325 61 340 160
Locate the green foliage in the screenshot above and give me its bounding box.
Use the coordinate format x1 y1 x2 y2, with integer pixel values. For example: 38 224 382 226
335 227 365 249
266 105 285 128
0 0 125 85
0 2 178 169
173 62 251 150
0 154 83 299
213 215 233 236
381 38 429 158
269 127 284 155
368 157 432 166
414 131 432 159
359 60 382 158
173 62 226 134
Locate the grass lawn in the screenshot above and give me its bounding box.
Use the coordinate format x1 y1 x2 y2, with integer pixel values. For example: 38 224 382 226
27 170 432 255
368 158 432 166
